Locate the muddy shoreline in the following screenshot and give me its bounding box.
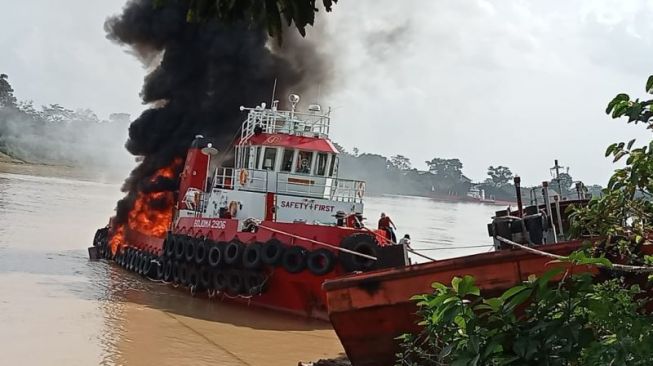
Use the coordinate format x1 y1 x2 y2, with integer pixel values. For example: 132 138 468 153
0 151 128 183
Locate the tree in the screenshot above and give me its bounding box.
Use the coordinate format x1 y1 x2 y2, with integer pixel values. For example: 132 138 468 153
487 165 513 187
0 74 17 109
570 74 653 257
156 0 338 42
550 171 574 197
425 158 463 180
41 104 74 123
391 155 412 171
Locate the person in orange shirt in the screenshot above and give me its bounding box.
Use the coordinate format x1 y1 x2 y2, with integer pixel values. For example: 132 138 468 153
378 212 397 243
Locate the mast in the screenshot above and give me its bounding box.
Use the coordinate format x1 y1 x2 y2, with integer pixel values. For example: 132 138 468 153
550 159 567 200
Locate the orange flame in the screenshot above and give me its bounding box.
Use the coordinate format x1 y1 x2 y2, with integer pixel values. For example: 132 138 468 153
109 160 181 254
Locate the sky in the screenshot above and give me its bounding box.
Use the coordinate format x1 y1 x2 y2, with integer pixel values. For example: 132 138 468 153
2 0 653 186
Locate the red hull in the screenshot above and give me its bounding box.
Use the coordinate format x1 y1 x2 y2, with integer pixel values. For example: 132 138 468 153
323 241 596 366
122 217 390 320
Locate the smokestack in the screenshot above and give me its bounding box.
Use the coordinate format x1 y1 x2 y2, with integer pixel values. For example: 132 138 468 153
104 0 331 230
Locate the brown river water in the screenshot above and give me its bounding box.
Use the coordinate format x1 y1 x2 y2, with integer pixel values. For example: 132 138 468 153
0 170 498 365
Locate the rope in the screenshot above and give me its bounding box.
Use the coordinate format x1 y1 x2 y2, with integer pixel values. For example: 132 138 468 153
256 224 378 261
495 236 653 274
357 223 438 262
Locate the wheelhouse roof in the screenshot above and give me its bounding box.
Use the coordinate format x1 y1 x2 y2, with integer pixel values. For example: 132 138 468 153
243 133 338 154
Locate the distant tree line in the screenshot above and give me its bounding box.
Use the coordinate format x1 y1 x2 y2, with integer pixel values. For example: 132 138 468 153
335 143 602 201
0 73 602 199
0 73 131 167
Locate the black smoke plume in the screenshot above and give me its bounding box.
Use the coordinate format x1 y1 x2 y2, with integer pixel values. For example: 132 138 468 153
105 0 330 225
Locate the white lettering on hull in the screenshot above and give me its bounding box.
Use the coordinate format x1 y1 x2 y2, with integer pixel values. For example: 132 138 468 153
279 200 336 213
192 219 227 229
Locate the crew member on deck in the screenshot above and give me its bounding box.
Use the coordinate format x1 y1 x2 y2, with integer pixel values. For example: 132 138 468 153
398 234 411 248
378 212 397 243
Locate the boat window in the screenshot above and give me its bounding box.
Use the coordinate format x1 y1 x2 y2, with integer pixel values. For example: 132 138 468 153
296 150 313 174
281 148 294 172
253 146 261 170
316 153 328 176
329 155 338 177
262 147 277 170
242 147 250 169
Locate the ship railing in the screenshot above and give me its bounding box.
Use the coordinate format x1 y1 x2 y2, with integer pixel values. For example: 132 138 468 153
330 178 365 203
239 108 331 144
213 167 365 203
275 172 365 203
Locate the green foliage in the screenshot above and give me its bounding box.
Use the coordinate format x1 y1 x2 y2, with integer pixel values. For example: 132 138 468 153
570 75 653 255
426 158 465 180
396 272 653 366
154 0 337 42
487 165 513 187
0 74 17 108
391 154 412 171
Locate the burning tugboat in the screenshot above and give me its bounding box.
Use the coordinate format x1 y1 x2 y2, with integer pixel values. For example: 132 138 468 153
91 94 407 319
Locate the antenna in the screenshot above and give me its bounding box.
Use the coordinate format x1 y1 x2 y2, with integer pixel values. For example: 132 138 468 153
270 78 277 108
549 159 568 200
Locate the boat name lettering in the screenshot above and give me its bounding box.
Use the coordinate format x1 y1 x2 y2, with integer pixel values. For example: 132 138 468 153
192 219 227 229
280 200 335 212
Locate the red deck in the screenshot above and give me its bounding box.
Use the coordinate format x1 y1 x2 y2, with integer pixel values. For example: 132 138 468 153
323 241 594 366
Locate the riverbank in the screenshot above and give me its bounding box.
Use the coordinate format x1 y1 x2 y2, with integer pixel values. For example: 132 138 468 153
0 151 128 184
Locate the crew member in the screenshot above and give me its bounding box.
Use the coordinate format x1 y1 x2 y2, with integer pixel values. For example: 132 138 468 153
378 212 397 243
398 234 411 248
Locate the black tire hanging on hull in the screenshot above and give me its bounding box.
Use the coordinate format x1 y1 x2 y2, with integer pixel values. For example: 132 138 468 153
184 238 197 263
244 271 266 295
282 246 307 274
208 244 223 268
306 248 336 276
199 266 212 289
224 241 244 266
179 263 190 286
261 239 285 266
165 235 176 258
174 237 185 261
195 239 208 265
172 261 181 284
339 233 379 272
213 270 227 291
187 266 200 290
226 270 245 294
242 243 263 270
163 260 173 282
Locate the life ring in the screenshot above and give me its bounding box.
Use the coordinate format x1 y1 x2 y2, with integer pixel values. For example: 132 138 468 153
228 201 239 217
239 169 249 186
356 181 366 199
